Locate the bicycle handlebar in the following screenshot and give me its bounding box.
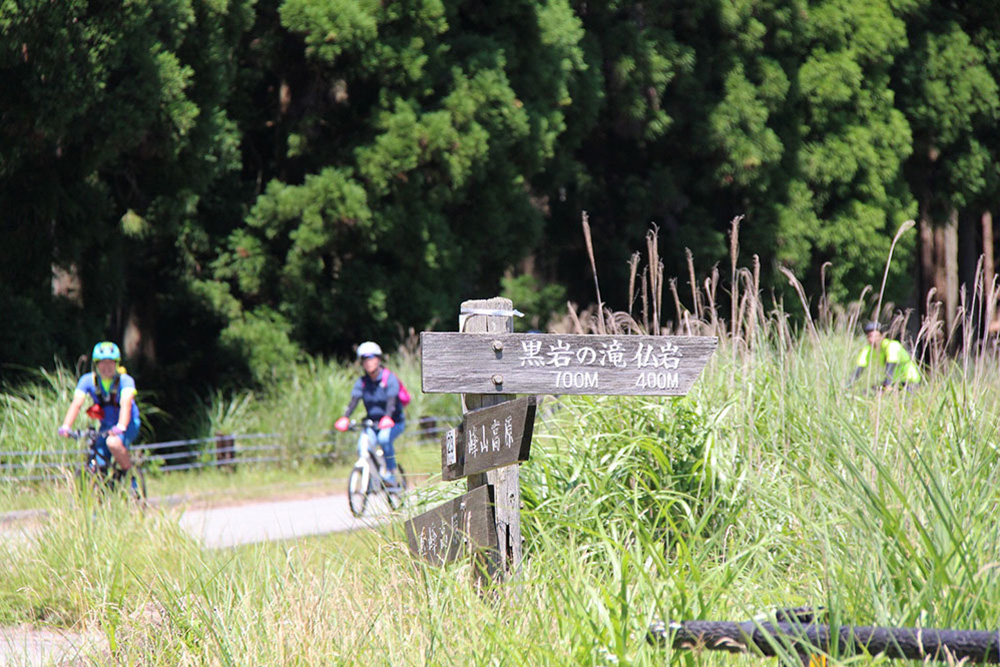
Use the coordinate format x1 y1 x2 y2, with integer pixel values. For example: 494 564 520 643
347 418 377 432
68 428 104 440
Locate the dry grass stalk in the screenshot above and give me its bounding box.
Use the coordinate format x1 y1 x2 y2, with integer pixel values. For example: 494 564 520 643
705 267 720 335
686 248 701 322
779 267 818 341
669 278 683 331
628 252 640 323
874 219 916 322
647 228 661 334
641 266 650 331
819 261 833 328
728 216 742 340
655 259 664 334
581 212 605 335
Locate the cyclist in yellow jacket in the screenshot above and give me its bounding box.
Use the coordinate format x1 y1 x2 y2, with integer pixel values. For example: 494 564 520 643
849 322 922 390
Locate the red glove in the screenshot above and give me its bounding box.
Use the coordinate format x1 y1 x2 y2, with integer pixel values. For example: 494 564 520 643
334 417 350 432
378 416 395 431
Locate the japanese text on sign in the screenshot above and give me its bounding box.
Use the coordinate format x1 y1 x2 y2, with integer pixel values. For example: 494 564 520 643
466 414 516 460
416 511 462 561
420 332 716 396
518 339 682 391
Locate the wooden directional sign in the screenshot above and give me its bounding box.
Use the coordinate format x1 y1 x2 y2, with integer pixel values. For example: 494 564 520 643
441 396 536 481
421 332 717 396
405 485 497 566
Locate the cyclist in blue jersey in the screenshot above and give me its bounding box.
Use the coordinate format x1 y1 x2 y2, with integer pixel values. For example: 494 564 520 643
334 341 406 487
58 342 141 488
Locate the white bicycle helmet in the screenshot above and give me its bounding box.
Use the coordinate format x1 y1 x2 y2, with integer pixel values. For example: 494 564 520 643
357 341 383 358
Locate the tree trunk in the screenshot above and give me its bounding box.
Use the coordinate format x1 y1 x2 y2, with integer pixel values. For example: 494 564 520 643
958 210 979 299
917 202 959 351
123 304 157 365
919 207 936 316
944 208 959 331
958 210 981 344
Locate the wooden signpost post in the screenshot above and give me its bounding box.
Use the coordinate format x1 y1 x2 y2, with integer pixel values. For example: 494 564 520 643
405 297 717 582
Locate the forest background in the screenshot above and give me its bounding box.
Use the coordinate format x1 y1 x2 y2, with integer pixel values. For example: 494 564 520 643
3 0 999 429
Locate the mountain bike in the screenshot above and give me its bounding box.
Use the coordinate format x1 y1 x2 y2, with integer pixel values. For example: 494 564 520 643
346 418 407 517
69 428 146 502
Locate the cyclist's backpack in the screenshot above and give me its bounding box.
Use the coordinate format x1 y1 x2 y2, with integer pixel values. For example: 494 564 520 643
92 369 123 406
381 369 411 406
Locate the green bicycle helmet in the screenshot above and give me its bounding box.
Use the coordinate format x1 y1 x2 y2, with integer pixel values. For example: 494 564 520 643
92 341 121 362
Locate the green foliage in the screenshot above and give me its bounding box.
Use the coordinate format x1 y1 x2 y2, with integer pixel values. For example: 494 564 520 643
895 8 1000 219
218 307 302 386
0 0 255 396
522 395 729 550
7 316 1000 664
210 0 587 358
500 274 567 332
7 0 1000 420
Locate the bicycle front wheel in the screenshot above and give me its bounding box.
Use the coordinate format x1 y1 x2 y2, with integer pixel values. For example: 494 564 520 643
129 467 147 504
347 465 367 517
386 463 407 511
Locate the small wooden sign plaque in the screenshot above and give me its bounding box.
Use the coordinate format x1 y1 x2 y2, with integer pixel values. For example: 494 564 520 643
441 396 535 481
405 485 497 566
422 332 717 396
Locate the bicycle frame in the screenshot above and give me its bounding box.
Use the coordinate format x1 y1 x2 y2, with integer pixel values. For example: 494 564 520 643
346 418 405 517
352 420 386 491
70 428 114 473
70 427 145 499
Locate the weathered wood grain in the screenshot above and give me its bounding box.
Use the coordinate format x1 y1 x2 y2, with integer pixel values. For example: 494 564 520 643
422 332 717 396
404 485 497 566
441 396 536 481
458 298 521 582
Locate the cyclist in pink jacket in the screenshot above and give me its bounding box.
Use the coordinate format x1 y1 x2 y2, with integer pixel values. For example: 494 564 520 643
334 342 406 487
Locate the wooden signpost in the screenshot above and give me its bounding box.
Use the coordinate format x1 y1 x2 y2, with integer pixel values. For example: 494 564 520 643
406 297 717 583
421 332 717 396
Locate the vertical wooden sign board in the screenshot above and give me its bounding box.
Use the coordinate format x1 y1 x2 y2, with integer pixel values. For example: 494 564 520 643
459 297 521 582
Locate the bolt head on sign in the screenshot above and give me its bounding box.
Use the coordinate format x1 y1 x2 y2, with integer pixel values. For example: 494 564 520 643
421 332 717 396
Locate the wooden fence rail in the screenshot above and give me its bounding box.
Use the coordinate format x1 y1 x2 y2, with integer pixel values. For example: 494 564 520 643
0 418 456 482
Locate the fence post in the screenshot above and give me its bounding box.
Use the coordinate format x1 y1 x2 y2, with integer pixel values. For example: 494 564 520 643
215 432 235 470
459 297 522 582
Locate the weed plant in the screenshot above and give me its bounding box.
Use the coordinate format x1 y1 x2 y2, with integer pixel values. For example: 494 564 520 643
3 223 1000 664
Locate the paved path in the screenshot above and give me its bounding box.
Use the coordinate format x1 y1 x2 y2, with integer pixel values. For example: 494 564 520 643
0 625 104 667
177 492 397 548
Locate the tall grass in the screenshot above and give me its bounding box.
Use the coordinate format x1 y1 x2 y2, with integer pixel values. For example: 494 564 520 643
4 225 1000 665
